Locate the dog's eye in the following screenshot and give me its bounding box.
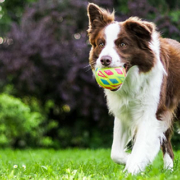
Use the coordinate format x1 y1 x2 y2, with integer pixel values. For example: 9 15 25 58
120 43 126 47
99 42 105 47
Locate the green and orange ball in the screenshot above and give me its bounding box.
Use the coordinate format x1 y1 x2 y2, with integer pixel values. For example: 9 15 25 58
94 67 126 90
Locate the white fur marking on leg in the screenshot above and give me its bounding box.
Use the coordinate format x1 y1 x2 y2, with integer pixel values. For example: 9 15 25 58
164 153 173 170
111 117 130 164
125 119 161 174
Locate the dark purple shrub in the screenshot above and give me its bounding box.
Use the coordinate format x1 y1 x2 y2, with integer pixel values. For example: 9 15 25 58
0 0 115 148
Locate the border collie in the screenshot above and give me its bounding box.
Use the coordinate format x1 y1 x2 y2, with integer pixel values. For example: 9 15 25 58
87 3 180 174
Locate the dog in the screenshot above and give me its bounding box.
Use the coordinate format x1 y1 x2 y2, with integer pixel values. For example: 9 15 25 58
87 3 180 174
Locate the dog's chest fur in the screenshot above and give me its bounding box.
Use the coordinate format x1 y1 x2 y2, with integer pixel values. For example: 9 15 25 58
105 64 164 130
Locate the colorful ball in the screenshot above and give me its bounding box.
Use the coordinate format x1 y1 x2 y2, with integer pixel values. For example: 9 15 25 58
94 67 126 90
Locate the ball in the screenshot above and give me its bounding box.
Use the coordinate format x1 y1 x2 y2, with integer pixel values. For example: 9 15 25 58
94 67 126 90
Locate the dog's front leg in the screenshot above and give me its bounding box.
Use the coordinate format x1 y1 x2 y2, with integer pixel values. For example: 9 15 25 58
111 117 130 165
125 118 161 175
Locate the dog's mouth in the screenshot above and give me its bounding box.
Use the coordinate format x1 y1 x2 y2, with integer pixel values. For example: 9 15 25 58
123 62 132 73
111 63 131 92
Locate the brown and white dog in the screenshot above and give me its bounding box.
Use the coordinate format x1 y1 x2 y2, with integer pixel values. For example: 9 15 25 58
87 3 180 174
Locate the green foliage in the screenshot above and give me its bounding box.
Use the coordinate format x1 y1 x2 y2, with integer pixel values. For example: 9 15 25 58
148 0 168 12
116 0 129 14
0 93 54 147
0 0 37 36
0 149 179 179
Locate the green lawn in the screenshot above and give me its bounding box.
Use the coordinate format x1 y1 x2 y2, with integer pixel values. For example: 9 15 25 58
0 149 179 179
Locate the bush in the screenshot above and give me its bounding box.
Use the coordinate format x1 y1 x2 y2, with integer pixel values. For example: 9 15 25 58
0 93 53 148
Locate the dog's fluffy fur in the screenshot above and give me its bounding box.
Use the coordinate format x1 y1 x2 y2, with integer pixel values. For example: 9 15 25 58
87 3 180 174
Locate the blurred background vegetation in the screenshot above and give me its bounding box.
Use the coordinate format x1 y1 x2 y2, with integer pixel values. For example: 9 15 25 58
0 0 179 149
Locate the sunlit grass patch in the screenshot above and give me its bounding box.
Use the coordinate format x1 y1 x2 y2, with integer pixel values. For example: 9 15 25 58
0 149 179 179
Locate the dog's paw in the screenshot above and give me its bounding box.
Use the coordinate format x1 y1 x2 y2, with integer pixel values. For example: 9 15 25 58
125 165 144 175
124 155 147 175
124 164 142 175
111 152 129 165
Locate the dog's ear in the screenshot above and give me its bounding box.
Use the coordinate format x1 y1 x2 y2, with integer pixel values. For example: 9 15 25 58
87 3 114 34
124 17 155 41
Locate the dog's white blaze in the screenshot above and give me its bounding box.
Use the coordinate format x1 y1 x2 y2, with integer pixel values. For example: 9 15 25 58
96 23 122 68
105 31 168 174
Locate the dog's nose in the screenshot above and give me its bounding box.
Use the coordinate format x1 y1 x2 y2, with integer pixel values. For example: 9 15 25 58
100 55 112 66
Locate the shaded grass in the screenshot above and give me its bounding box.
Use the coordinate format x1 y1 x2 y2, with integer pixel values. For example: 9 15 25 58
0 149 179 179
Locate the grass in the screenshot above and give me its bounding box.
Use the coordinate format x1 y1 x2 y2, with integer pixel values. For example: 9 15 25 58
0 149 179 179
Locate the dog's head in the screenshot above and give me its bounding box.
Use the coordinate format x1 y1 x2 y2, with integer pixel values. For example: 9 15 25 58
87 3 157 73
